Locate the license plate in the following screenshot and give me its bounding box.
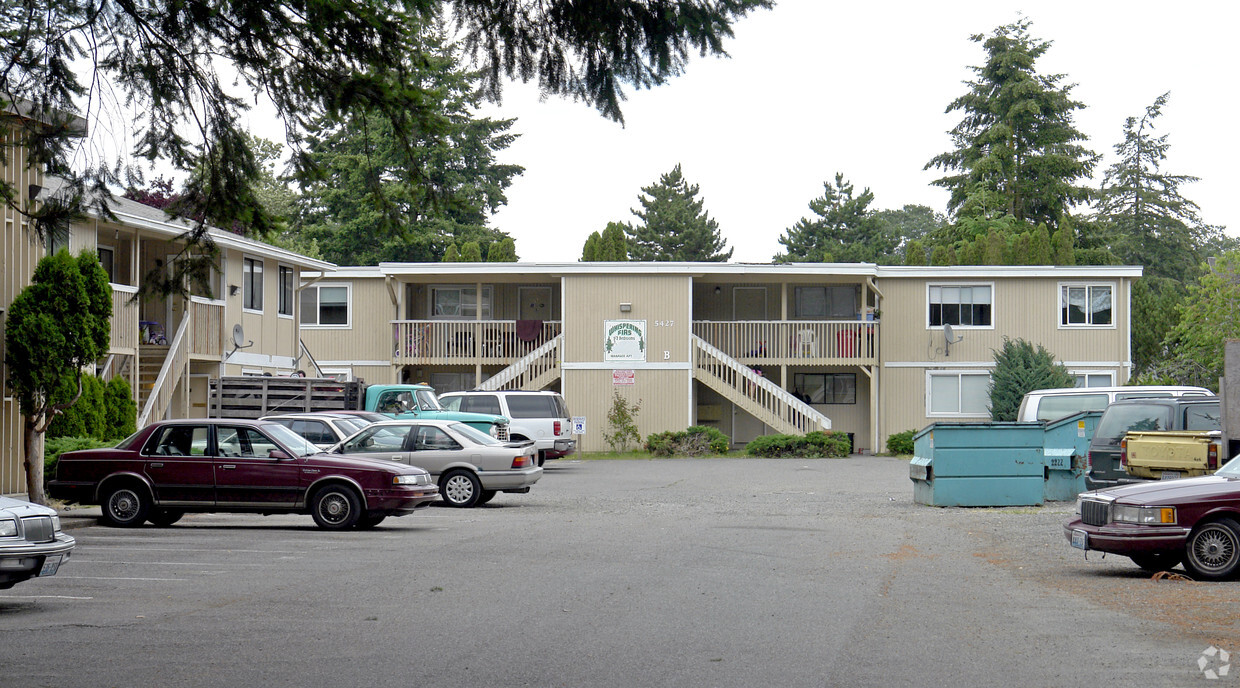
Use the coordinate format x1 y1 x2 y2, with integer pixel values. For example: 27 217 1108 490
39 554 62 577
1071 529 1088 550
1160 471 1180 480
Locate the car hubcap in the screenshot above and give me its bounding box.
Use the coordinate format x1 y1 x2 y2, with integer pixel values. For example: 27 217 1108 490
445 476 474 503
1193 527 1236 571
110 490 138 521
320 494 349 524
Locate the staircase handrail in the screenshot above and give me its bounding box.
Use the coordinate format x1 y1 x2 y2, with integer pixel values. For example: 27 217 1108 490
137 316 190 428
477 334 562 391
692 334 831 433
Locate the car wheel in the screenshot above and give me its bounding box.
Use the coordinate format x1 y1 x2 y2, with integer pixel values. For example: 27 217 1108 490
440 470 482 508
537 451 546 467
355 513 387 529
147 509 185 527
477 490 497 505
311 485 362 530
101 483 150 528
1129 552 1182 573
1184 518 1240 580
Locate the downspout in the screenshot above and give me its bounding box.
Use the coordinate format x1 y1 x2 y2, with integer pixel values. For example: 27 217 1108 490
867 276 884 454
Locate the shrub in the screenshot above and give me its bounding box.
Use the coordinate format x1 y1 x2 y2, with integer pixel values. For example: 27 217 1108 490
886 429 917 456
44 436 116 488
989 337 1074 421
103 377 138 439
745 431 851 458
644 425 731 457
603 391 642 452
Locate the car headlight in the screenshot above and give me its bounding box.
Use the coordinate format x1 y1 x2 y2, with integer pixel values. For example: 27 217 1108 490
1112 504 1177 525
489 424 499 437
393 474 431 486
1074 497 1082 515
0 517 16 537
52 515 62 532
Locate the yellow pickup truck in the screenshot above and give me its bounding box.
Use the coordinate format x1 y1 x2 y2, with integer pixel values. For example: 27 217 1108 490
1120 430 1223 480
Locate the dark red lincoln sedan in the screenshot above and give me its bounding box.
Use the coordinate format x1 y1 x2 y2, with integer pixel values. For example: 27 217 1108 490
49 418 439 530
1064 456 1240 580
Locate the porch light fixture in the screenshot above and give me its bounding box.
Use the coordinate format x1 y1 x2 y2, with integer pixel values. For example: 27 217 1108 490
229 284 240 296
619 302 632 313
714 286 721 295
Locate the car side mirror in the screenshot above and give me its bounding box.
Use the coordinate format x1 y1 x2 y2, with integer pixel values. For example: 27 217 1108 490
269 449 293 460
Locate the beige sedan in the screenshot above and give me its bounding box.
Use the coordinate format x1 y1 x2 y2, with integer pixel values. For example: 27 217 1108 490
329 419 541 508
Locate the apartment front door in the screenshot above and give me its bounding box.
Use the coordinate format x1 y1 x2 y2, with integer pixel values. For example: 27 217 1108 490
519 286 552 321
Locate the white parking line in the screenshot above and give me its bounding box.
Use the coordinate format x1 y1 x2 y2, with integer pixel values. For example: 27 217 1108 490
76 560 275 566
55 576 185 582
0 594 94 600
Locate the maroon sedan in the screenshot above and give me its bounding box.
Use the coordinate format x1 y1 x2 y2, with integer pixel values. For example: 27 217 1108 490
50 419 439 530
1064 457 1240 580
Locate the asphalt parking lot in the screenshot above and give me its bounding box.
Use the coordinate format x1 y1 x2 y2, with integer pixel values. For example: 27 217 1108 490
2 456 1235 687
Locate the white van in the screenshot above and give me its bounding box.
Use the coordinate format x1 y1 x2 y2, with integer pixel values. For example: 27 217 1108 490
1016 385 1214 422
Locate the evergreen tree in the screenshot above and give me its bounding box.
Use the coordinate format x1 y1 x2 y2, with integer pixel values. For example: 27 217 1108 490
460 242 483 261
1094 92 1227 281
989 338 1075 421
581 232 601 261
292 25 522 266
443 243 461 262
600 222 631 261
3 0 770 269
1131 277 1187 379
486 237 517 261
626 165 731 261
926 19 1098 231
903 239 928 266
776 173 891 263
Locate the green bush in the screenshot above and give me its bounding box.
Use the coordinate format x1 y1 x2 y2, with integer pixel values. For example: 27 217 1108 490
745 431 851 458
103 377 138 439
886 429 917 456
603 391 642 451
44 436 116 488
644 425 731 457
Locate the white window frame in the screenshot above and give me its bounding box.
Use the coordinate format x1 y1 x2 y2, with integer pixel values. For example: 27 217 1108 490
1059 282 1116 329
277 264 295 318
926 282 995 330
320 367 353 382
429 284 492 320
926 370 992 418
300 283 352 329
242 255 264 313
1071 370 1116 388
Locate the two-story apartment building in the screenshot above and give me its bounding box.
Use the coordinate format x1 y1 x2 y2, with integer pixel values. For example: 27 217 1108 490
1 174 334 494
299 262 1140 453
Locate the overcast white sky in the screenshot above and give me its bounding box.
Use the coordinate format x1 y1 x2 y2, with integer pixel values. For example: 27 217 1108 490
462 2 1239 264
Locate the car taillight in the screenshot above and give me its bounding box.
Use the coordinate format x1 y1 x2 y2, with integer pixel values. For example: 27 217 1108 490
511 455 532 469
1120 439 1128 467
1209 442 1220 469
554 421 561 435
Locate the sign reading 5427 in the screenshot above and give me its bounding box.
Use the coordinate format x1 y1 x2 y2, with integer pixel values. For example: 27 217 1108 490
653 320 675 327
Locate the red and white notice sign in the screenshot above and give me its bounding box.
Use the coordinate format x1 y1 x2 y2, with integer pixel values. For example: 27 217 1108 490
612 369 635 385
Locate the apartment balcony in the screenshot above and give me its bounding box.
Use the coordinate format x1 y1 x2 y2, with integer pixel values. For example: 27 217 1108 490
692 320 878 365
393 320 563 365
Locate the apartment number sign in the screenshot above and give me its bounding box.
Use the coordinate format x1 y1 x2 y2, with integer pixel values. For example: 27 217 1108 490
604 320 646 362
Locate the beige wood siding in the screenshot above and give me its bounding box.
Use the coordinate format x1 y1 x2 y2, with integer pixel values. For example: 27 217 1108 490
874 274 1132 448
1 132 43 493
562 274 693 450
564 369 691 452
300 276 394 367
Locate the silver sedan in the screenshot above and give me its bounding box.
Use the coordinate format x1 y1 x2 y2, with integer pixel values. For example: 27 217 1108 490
329 420 541 508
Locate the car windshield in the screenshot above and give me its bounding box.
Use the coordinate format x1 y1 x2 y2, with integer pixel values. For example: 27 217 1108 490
1092 405 1171 448
263 423 322 456
450 422 502 446
415 389 443 411
1218 455 1240 478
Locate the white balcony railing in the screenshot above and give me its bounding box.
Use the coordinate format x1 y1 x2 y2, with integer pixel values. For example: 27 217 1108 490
692 320 877 363
393 320 562 364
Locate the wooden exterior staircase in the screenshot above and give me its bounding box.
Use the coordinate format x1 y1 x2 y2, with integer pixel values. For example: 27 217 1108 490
692 335 831 435
477 334 563 391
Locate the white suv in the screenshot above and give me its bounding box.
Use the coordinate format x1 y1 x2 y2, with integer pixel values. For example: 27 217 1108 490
439 390 575 466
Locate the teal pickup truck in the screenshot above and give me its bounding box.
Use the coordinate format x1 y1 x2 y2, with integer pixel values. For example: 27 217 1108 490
365 384 510 439
208 378 510 440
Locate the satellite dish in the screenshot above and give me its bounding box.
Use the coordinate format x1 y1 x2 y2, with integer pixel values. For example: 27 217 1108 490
228 324 254 358
943 323 964 357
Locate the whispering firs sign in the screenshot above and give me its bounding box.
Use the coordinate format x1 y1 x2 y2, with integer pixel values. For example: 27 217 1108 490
604 320 646 362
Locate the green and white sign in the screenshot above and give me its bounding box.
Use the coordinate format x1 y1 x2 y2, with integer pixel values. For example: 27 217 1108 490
604 320 646 362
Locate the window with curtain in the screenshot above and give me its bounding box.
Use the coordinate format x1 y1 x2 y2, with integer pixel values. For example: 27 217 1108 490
1060 284 1112 326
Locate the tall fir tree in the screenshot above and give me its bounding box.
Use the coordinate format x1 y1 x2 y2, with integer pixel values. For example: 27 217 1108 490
1094 92 1228 281
926 19 1098 231
776 173 891 263
626 165 732 261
